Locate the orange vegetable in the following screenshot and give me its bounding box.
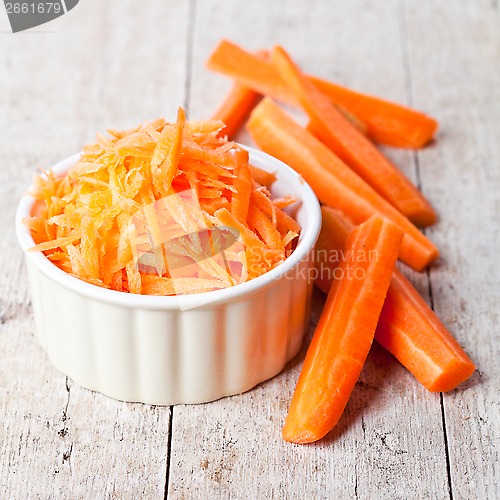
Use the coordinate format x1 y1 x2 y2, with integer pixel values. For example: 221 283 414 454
312 78 438 148
247 203 284 252
206 39 293 102
271 46 436 227
211 83 260 139
26 111 301 294
210 51 269 139
282 215 403 443
249 165 276 187
207 40 438 148
251 189 300 235
214 208 283 279
316 206 476 392
231 148 252 223
247 98 438 271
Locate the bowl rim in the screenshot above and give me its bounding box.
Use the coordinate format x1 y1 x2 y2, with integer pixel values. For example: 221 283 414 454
16 145 321 310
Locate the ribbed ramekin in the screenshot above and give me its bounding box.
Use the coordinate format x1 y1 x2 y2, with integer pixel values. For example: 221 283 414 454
15 146 321 405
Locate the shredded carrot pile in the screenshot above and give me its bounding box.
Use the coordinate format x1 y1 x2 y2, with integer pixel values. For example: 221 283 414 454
24 109 300 295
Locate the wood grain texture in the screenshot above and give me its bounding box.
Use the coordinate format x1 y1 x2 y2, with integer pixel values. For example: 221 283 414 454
168 1 456 498
404 1 500 498
1 1 498 499
0 1 190 498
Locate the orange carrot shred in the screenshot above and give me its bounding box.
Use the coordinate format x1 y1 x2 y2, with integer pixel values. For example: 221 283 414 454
247 203 284 251
249 165 277 187
231 148 252 223
211 82 260 139
26 111 300 295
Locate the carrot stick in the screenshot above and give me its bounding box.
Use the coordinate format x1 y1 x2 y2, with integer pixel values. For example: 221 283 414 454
210 82 260 139
206 40 293 102
247 98 439 271
271 48 436 227
231 148 252 223
207 40 438 148
282 215 403 443
210 50 269 139
311 78 438 148
214 207 282 278
316 206 476 392
207 41 366 136
250 188 277 226
332 104 367 136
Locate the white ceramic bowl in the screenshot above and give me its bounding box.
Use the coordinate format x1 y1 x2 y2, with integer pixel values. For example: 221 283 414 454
16 146 321 405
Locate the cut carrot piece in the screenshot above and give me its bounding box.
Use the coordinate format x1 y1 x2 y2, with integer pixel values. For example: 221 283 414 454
247 98 438 271
207 40 437 148
214 208 283 278
272 194 297 210
231 148 252 223
331 104 367 136
247 203 284 252
199 198 230 215
210 51 268 139
250 188 277 226
151 108 186 196
271 46 436 227
282 216 403 443
311 78 438 148
378 272 476 391
249 165 276 187
316 206 476 392
207 40 294 102
251 189 300 235
211 82 260 139
314 208 355 295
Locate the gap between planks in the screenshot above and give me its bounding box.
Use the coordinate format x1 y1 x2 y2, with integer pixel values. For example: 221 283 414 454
398 1 453 498
165 0 198 498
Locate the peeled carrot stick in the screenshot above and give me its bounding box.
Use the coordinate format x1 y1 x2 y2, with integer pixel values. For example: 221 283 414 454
311 78 438 148
247 98 439 271
282 216 403 443
210 50 269 139
207 41 366 137
206 40 294 101
332 104 367 135
316 206 476 392
210 82 260 139
207 40 438 148
271 46 436 227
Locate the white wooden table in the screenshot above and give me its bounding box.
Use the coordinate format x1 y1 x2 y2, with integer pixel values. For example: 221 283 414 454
1 1 499 498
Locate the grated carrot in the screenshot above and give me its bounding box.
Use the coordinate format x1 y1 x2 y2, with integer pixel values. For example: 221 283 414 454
26 109 301 295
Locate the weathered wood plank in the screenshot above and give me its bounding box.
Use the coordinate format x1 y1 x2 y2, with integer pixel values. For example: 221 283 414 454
0 1 191 497
169 1 450 498
2 1 498 498
404 1 500 498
